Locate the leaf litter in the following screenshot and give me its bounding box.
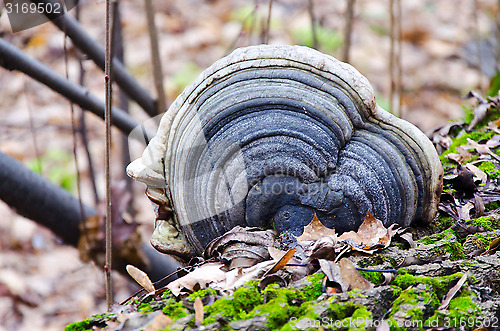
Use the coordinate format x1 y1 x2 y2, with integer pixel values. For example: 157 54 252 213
111 211 402 329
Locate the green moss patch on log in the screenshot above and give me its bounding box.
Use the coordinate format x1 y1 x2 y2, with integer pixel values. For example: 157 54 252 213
64 313 111 331
419 229 467 260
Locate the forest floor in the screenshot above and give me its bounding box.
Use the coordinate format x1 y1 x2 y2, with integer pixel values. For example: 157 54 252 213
0 0 499 330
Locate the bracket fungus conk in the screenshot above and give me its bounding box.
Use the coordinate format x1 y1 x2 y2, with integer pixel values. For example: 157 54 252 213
127 45 443 259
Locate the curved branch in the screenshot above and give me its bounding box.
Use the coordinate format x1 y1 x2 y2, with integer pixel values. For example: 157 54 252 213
0 38 155 139
30 0 159 117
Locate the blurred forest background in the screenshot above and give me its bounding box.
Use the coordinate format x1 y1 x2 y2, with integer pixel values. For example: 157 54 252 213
0 0 499 329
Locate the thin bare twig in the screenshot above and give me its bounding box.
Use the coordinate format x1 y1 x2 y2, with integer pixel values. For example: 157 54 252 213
473 0 485 92
396 0 402 117
249 1 258 45
342 0 356 62
389 0 402 117
496 0 500 73
111 1 135 213
265 0 274 44
24 80 43 175
307 0 318 50
144 0 166 114
62 10 86 247
389 0 395 114
225 4 258 55
75 1 99 206
105 0 113 309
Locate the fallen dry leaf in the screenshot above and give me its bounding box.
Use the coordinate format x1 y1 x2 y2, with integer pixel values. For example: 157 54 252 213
167 263 226 296
357 209 388 239
306 235 346 261
222 260 276 292
445 145 473 164
486 135 500 148
339 258 374 291
446 164 477 194
464 138 500 162
481 237 500 255
194 297 204 327
126 265 155 293
398 232 416 249
382 272 397 285
465 163 488 184
295 213 337 242
268 247 289 260
203 227 275 268
338 210 396 254
318 259 348 292
438 274 468 310
264 248 296 277
460 201 475 220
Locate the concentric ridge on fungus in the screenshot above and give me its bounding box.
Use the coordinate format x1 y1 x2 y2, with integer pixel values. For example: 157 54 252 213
127 45 443 257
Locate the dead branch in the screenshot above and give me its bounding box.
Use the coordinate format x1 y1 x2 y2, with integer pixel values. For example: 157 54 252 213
29 0 158 118
144 0 166 114
0 151 179 282
0 38 154 139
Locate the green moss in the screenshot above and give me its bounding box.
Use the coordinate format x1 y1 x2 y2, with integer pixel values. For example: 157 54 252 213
327 301 368 320
258 285 318 329
476 161 500 179
486 201 500 211
463 105 500 129
64 313 110 331
203 282 263 325
419 229 466 260
301 272 325 300
471 215 500 231
161 297 189 320
203 275 325 329
472 233 498 249
426 291 481 327
420 228 456 244
187 288 217 301
387 285 438 330
392 272 465 299
357 270 384 285
346 289 369 299
346 306 372 327
431 214 455 232
391 285 438 314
